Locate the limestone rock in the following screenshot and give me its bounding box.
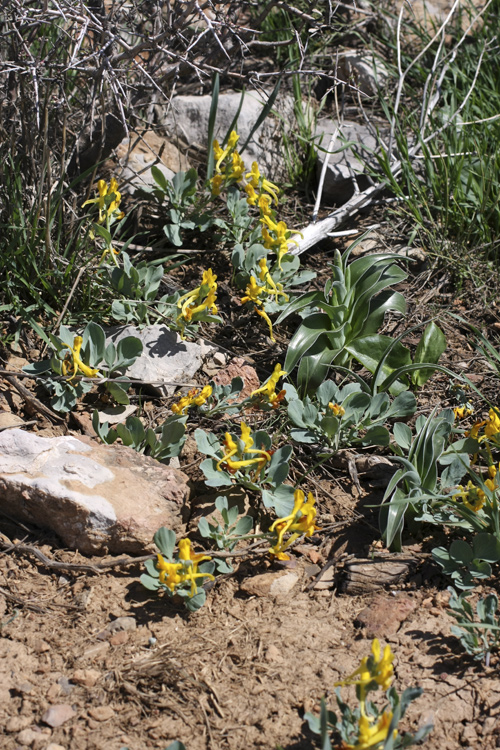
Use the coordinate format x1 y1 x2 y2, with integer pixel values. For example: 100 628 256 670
337 51 389 97
0 430 189 554
156 91 295 181
240 570 300 598
114 130 191 194
105 324 213 396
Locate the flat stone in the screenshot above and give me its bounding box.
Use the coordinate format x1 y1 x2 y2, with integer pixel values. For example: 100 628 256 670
71 669 100 688
114 130 191 195
240 571 299 598
42 704 76 728
46 745 67 750
156 91 296 181
337 51 389 96
105 324 213 396
0 412 25 429
0 430 189 554
88 705 114 722
355 594 417 638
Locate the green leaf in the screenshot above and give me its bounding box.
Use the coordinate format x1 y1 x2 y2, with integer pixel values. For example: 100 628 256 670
393 422 412 451
200 458 233 487
412 322 447 386
361 425 390 447
144 559 159 577
22 359 52 375
195 429 222 459
151 165 169 192
346 335 411 382
140 574 162 591
472 533 500 563
449 539 474 565
234 516 253 535
116 336 143 368
154 527 176 558
105 380 130 405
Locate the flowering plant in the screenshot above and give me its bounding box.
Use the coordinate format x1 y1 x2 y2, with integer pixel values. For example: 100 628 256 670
195 420 295 514
305 639 432 750
141 528 215 612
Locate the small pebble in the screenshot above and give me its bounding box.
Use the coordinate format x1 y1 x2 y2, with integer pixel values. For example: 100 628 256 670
41 704 76 728
213 352 226 367
88 705 115 722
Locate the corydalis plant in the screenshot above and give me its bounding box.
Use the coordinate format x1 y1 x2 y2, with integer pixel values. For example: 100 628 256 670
305 639 432 750
141 528 215 612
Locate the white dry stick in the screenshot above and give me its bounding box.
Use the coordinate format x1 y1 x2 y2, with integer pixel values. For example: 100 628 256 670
312 128 339 223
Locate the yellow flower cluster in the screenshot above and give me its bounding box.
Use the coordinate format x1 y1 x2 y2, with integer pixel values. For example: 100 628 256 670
328 403 345 417
347 710 395 750
453 481 486 512
171 385 213 415
176 269 218 339
269 489 319 560
216 421 271 476
453 406 473 421
210 131 301 269
156 538 214 597
62 336 100 381
240 258 289 342
82 177 124 225
336 639 397 749
467 408 500 442
251 363 287 408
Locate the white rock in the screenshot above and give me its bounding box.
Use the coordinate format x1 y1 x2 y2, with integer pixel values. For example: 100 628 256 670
0 430 189 554
156 91 296 181
105 324 213 396
338 52 389 96
114 130 191 194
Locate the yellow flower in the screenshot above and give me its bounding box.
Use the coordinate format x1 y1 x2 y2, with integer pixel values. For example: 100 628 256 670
328 402 345 417
453 481 485 512
228 151 245 181
258 194 273 217
454 406 473 420
245 183 258 205
240 276 276 341
210 173 224 197
261 177 280 204
62 336 100 381
346 710 396 750
216 421 271 474
82 178 124 224
176 269 218 338
269 489 319 559
246 162 261 188
251 363 287 405
257 258 289 304
336 639 394 694
467 408 500 442
193 384 213 406
485 408 500 439
171 385 212 414
214 131 239 172
156 555 183 591
177 538 214 597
